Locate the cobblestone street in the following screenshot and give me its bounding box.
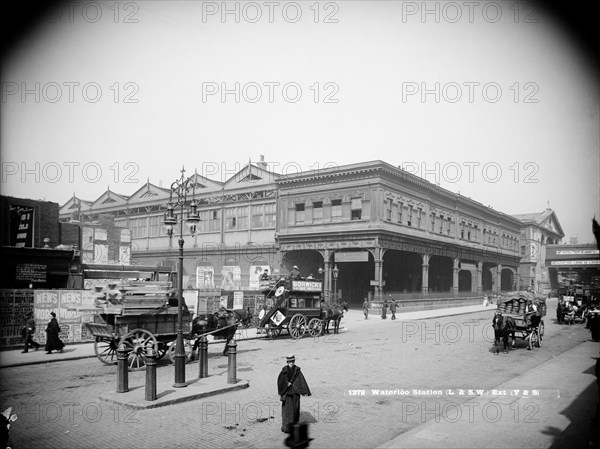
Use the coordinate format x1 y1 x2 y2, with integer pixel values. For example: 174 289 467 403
1 302 598 448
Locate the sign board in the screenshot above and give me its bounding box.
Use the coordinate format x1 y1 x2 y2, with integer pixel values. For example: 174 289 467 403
10 205 34 247
370 280 385 286
334 251 369 262
16 263 47 282
291 280 322 292
551 260 600 266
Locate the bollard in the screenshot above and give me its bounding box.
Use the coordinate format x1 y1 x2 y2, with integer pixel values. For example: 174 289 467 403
116 343 130 393
198 336 208 379
227 338 237 384
284 422 313 449
145 347 157 401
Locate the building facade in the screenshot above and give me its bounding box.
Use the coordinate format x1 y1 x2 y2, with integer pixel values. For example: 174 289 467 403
512 209 565 293
58 160 532 307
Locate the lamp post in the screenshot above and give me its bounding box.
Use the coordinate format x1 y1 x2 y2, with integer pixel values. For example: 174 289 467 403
163 166 200 388
332 265 339 304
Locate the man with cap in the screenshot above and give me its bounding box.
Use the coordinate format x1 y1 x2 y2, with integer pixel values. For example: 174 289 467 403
290 265 301 280
21 312 41 353
524 298 539 328
277 354 311 433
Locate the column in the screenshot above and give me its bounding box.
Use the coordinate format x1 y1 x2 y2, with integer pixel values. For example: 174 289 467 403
452 258 459 296
495 264 502 294
476 261 483 294
323 250 331 301
421 254 430 296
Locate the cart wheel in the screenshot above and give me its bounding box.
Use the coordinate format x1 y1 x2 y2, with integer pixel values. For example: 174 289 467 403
119 329 158 371
308 318 323 337
536 329 542 348
539 320 544 339
168 339 194 364
289 314 307 339
94 337 119 365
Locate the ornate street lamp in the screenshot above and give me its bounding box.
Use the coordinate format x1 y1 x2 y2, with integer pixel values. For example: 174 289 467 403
332 265 339 304
163 166 200 388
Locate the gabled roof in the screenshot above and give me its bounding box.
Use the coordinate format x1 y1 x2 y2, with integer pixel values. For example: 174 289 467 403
185 171 223 192
223 162 279 190
127 180 171 205
60 195 92 216
512 208 565 237
90 188 129 209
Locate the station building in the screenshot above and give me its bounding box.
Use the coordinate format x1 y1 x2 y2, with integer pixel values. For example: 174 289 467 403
58 160 541 307
512 208 565 293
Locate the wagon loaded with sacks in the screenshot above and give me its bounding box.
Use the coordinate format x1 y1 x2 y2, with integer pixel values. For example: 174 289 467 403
496 292 547 350
84 281 249 370
257 275 325 339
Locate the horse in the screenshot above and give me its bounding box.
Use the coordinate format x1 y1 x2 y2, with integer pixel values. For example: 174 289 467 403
321 301 348 335
192 308 251 355
492 312 516 354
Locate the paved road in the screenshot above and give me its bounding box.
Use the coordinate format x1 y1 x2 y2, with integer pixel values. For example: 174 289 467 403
1 300 598 448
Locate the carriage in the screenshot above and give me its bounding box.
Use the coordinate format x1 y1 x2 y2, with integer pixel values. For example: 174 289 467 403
497 293 546 350
558 295 588 325
257 275 325 339
84 281 246 370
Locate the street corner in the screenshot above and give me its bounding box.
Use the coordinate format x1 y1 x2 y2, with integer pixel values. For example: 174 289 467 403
98 375 250 410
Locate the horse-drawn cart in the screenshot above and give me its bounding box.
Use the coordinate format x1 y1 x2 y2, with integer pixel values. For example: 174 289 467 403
497 293 546 350
257 276 324 339
84 281 194 370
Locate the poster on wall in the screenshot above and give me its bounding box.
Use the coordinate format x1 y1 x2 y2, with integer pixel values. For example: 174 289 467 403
219 296 228 309
233 291 244 309
249 265 270 289
183 290 198 315
196 266 215 289
34 290 59 322
58 291 83 324
221 266 241 290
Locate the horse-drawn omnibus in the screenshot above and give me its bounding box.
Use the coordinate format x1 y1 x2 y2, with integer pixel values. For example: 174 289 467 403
257 275 326 339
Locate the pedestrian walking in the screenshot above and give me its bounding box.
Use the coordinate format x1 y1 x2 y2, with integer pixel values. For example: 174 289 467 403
21 312 41 353
362 298 370 320
45 312 65 354
277 354 311 433
389 298 397 320
381 299 388 319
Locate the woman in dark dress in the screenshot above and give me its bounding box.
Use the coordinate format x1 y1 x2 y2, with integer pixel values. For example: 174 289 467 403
45 312 64 354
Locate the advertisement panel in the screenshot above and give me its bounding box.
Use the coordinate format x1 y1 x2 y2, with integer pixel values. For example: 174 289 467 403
249 265 270 289
221 266 241 290
196 266 215 288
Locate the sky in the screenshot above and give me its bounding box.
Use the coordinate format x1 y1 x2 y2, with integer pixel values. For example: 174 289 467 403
1 1 598 243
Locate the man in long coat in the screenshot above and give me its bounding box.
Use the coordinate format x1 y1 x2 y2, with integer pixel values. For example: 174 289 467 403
277 354 311 433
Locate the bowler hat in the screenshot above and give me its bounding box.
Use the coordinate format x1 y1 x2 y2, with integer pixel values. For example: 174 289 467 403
51 312 56 317
286 354 295 363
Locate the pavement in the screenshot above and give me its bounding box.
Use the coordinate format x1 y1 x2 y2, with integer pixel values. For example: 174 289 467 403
378 339 600 448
